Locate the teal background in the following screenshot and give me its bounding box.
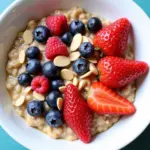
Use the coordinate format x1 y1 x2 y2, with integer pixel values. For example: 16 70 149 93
0 0 150 149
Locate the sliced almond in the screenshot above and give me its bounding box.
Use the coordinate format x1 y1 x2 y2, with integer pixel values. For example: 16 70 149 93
57 97 63 111
89 63 98 75
69 52 80 61
38 44 46 51
80 71 92 79
23 30 33 44
88 57 97 64
73 77 79 86
70 33 82 51
24 86 32 94
82 36 89 43
61 69 74 81
19 50 26 64
88 38 93 44
59 86 66 93
54 56 71 67
78 79 91 91
65 80 72 85
33 91 45 101
14 95 25 107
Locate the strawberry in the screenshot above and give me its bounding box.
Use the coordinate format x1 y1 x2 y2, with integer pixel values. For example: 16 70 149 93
46 15 68 36
63 84 93 143
87 82 136 115
31 76 50 94
45 37 69 60
93 18 131 56
98 56 148 88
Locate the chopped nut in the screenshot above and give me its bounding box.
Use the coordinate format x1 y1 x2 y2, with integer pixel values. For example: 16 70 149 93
33 91 45 101
69 52 80 61
19 50 26 64
61 69 74 81
59 86 66 93
57 97 63 111
70 33 82 51
23 30 33 44
78 79 91 91
80 71 92 79
27 20 37 29
89 63 98 75
73 77 79 86
54 56 71 67
14 95 25 107
24 86 32 94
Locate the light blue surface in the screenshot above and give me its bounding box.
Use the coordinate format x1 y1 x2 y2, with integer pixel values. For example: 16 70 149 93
0 0 150 150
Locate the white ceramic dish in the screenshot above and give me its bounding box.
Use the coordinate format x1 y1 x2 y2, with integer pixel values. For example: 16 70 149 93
0 0 150 150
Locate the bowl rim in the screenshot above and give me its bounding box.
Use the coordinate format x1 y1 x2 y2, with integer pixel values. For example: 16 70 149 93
0 0 150 150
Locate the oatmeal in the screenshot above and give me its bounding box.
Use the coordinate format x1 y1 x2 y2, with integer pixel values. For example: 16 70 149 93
6 7 138 142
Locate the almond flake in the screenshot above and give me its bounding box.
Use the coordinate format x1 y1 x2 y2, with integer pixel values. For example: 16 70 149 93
14 95 25 107
23 30 33 44
70 33 82 51
61 69 74 81
78 79 91 91
65 80 72 85
73 77 79 86
33 91 45 101
24 86 32 94
82 36 89 43
88 57 97 64
69 52 80 61
54 56 71 67
59 86 66 93
19 50 26 64
89 63 98 75
80 71 92 79
57 97 63 111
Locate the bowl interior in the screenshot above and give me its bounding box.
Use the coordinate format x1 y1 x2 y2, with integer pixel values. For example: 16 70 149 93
0 0 150 150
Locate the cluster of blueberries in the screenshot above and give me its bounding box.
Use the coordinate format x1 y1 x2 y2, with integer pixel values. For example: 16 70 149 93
17 17 102 127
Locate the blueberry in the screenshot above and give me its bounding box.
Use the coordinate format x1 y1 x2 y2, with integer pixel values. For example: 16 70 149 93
72 58 89 75
69 20 85 35
27 100 44 117
79 42 94 58
51 79 64 90
87 17 102 33
26 59 41 75
18 73 32 86
33 26 50 43
61 32 73 46
26 46 40 59
42 61 60 79
46 109 63 127
46 91 61 108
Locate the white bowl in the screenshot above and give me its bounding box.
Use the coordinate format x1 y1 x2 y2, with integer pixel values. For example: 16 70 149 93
0 0 150 149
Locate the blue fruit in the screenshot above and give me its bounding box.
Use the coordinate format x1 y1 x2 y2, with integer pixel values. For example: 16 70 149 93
26 59 41 75
51 79 64 90
72 58 89 75
42 61 60 79
26 46 40 59
46 91 61 108
18 73 32 86
27 100 44 116
79 42 94 58
46 109 63 127
33 26 50 43
69 20 85 35
61 32 73 46
87 17 102 33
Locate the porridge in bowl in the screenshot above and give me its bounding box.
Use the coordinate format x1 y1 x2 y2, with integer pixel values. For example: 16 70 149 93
6 7 148 143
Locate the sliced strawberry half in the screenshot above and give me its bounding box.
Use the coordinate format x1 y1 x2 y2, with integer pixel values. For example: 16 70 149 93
87 82 136 115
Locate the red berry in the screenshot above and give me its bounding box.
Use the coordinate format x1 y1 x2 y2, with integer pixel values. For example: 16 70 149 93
45 37 69 60
31 76 50 94
93 18 131 57
63 84 93 143
46 15 68 36
87 82 136 115
98 56 149 88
